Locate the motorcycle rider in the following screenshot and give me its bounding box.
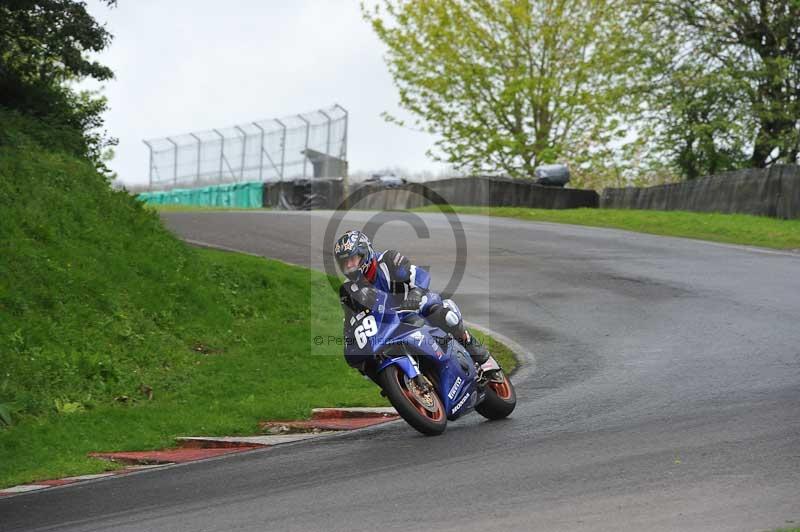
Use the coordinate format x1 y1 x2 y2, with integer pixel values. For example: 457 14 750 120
334 230 490 369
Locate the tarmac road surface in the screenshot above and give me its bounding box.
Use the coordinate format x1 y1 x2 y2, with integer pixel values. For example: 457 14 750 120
3 210 798 532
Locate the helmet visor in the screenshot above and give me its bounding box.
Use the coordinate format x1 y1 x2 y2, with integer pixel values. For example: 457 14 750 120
337 254 363 275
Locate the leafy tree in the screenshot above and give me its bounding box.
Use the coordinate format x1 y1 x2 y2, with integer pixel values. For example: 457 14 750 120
0 0 117 170
363 0 643 180
632 9 755 180
645 68 754 179
656 0 800 168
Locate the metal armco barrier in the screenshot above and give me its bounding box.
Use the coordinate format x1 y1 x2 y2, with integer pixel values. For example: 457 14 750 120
600 164 800 219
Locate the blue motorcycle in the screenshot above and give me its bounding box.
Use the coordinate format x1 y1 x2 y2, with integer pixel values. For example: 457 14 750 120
344 288 516 435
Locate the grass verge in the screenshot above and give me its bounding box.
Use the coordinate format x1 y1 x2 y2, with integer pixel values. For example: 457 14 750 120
415 205 800 250
0 246 389 488
470 329 518 375
0 108 375 488
0 246 519 488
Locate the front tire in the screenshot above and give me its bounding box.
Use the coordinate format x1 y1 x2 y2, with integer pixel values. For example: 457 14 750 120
475 371 516 420
378 365 447 436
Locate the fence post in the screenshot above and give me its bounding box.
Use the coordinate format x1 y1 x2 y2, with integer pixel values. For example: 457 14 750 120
252 122 265 182
189 133 202 184
275 119 287 181
166 137 178 186
213 129 225 181
234 126 247 182
319 108 332 158
334 103 349 207
142 140 154 189
297 114 310 179
334 103 348 161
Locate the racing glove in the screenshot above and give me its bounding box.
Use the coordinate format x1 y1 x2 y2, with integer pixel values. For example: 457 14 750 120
398 287 427 311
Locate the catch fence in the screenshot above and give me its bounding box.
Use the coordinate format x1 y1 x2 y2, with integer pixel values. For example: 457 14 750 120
143 104 347 189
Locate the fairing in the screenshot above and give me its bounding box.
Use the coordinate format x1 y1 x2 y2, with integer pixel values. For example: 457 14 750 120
343 288 480 420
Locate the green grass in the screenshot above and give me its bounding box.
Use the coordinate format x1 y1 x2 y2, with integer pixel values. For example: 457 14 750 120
0 247 388 488
0 239 518 488
470 329 517 374
0 108 518 487
415 205 800 250
0 109 379 487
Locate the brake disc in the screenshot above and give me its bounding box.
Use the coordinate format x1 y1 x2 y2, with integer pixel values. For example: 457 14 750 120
404 375 438 412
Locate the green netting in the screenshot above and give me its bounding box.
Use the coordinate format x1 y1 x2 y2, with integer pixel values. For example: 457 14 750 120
137 182 264 208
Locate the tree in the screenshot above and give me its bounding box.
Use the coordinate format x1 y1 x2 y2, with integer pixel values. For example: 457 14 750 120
642 66 755 179
631 6 755 180
657 0 800 168
363 0 643 180
0 0 117 169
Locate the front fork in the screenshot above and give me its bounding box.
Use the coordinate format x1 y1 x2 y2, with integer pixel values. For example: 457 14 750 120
377 354 421 380
376 354 439 398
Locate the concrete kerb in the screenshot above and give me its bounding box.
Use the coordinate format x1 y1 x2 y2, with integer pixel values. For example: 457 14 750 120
0 467 168 499
0 407 400 499
311 407 398 419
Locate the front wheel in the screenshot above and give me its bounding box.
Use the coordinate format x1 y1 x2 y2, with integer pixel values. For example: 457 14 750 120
475 371 516 420
378 365 447 436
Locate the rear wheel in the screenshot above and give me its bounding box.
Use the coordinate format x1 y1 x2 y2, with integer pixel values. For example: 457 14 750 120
378 365 447 436
475 371 516 420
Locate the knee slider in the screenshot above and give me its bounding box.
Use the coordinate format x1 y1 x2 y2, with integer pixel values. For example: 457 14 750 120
442 299 463 329
445 309 461 327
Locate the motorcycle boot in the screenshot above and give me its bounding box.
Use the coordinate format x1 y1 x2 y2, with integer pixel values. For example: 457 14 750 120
461 331 490 365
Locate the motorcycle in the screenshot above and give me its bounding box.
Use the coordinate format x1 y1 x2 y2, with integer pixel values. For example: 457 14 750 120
344 287 516 435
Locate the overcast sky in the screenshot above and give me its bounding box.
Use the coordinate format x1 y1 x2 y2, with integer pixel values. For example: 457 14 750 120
81 0 446 186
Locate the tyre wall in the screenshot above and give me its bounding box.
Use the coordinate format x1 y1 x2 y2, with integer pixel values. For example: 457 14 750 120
262 179 344 209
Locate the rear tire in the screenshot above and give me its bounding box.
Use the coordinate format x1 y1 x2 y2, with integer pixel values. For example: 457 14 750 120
475 371 516 420
378 365 447 436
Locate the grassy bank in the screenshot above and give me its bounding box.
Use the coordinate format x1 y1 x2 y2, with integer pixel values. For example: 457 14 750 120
1 237 518 488
415 205 800 250
0 109 518 487
0 246 387 488
0 109 382 487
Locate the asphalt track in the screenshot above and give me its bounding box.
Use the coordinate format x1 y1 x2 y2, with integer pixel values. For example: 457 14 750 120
3 211 799 532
